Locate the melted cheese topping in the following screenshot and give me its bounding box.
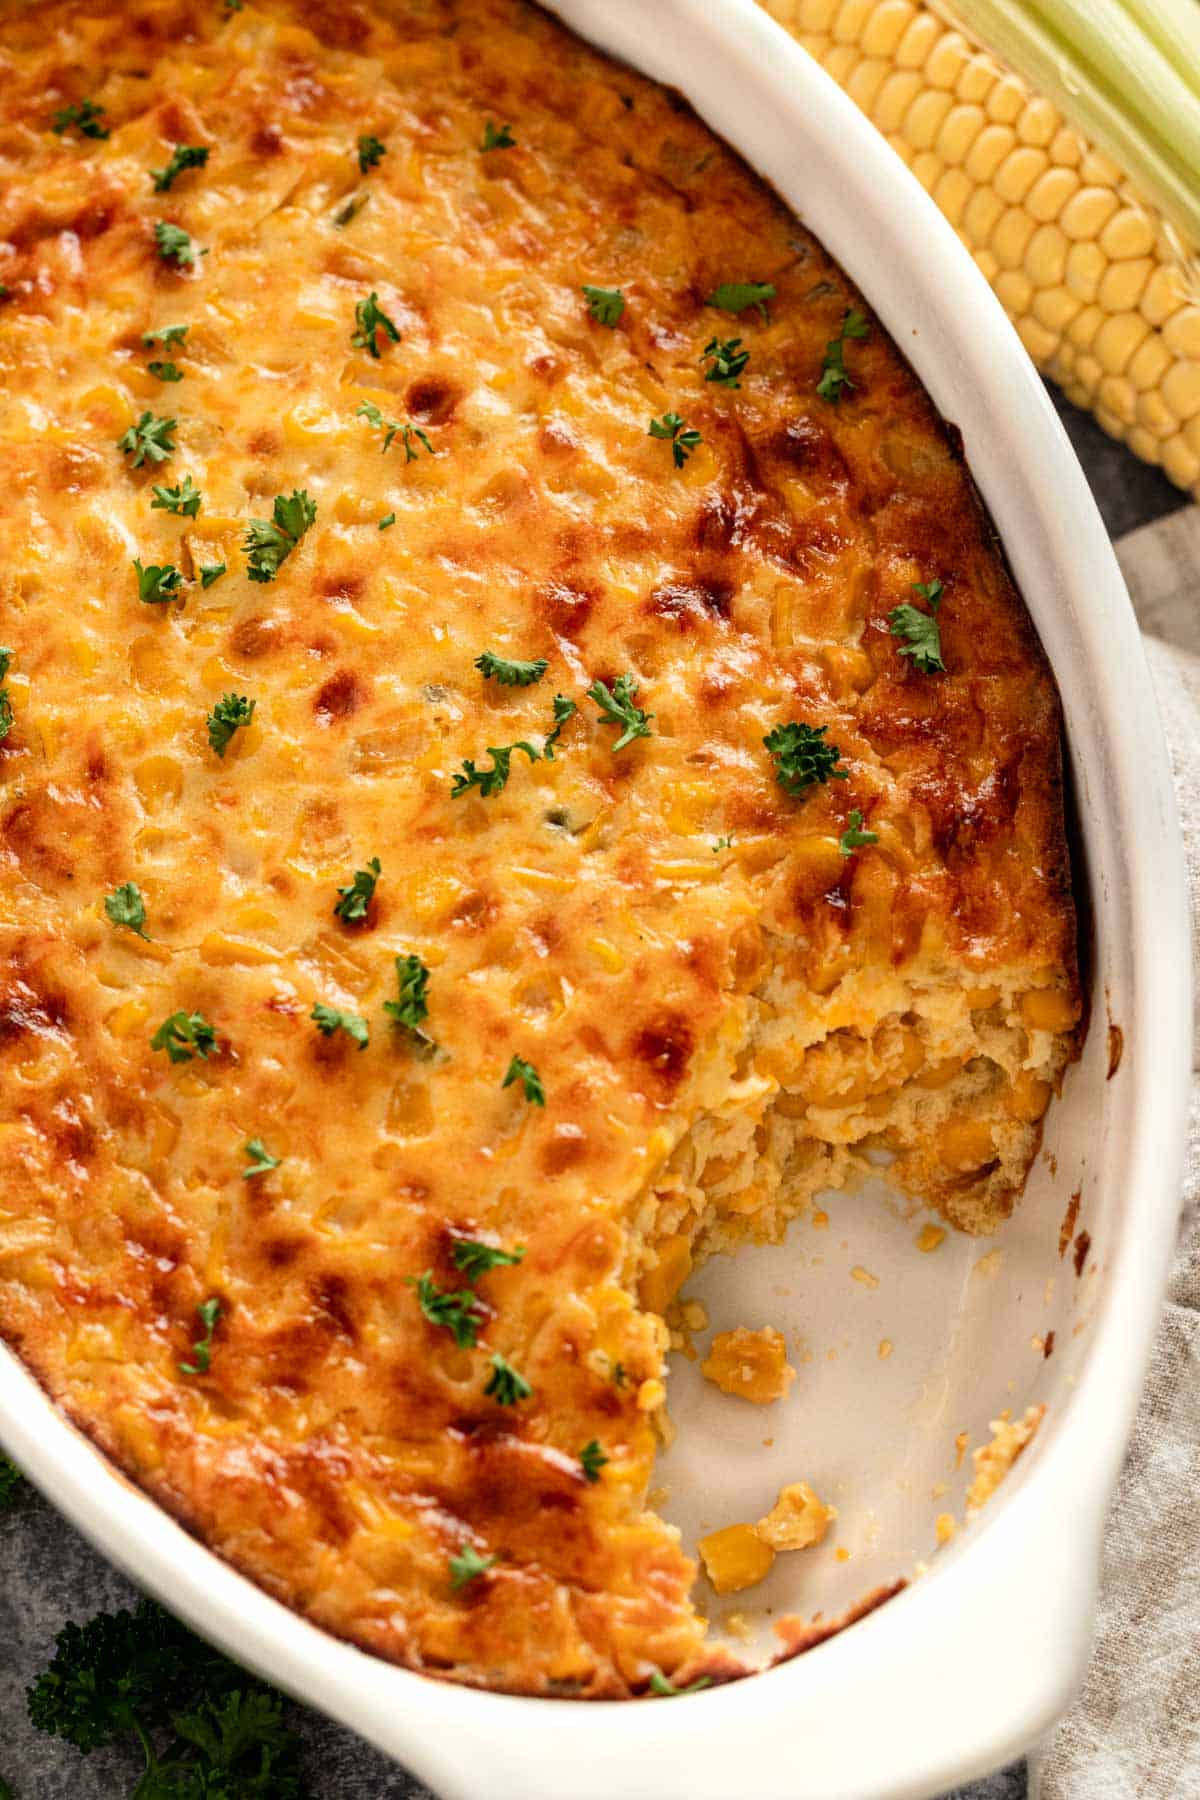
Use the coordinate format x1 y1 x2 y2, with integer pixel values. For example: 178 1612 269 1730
0 0 1077 1695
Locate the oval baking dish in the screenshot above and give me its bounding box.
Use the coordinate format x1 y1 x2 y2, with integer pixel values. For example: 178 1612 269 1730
0 2 1190 1797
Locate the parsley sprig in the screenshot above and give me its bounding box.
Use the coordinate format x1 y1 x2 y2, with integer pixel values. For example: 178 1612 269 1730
180 1297 221 1375
133 559 183 605
26 1598 306 1796
451 739 539 798
451 1240 525 1283
542 694 577 758
51 99 109 140
817 307 869 403
449 1545 497 1591
333 857 380 922
587 673 653 751
475 650 548 687
206 693 255 757
151 1011 218 1064
118 412 176 467
484 1352 532 1406
357 133 387 172
702 336 748 387
648 411 702 468
839 809 879 856
151 144 209 193
411 1272 485 1348
0 648 13 743
764 721 849 798
503 1054 545 1106
579 1440 608 1483
143 324 189 350
243 489 316 582
889 579 945 673
311 1003 369 1049
147 360 183 382
199 562 226 589
151 474 202 517
582 284 624 327
351 291 400 358
355 401 431 459
154 220 199 268
481 121 516 151
383 953 434 1046
242 1138 280 1179
105 881 150 941
707 280 775 320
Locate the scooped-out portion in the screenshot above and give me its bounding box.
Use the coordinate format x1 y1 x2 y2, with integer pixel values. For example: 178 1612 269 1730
0 0 1078 1697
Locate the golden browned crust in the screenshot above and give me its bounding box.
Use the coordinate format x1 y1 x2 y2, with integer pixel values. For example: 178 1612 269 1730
0 0 1077 1695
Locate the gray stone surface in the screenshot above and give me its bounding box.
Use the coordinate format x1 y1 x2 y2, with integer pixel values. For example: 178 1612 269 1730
0 388 1184 1799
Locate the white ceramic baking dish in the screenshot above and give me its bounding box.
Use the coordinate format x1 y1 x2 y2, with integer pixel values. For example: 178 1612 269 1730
0 3 1192 1796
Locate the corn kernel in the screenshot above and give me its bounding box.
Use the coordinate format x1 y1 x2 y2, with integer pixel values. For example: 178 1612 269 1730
698 1523 775 1595
1020 987 1076 1033
701 1326 796 1404
755 1481 836 1551
640 1236 693 1315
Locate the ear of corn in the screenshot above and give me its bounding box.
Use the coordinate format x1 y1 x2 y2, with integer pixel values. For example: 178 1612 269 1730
758 0 1200 500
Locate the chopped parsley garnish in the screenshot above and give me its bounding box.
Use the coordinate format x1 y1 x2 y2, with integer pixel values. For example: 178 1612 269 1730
118 411 176 467
224 0 244 11
151 1011 218 1064
764 721 849 798
702 335 749 387
334 193 368 227
612 1361 627 1387
475 650 548 687
451 739 539 799
412 1272 485 1348
449 1545 498 1592
889 579 945 673
150 144 209 193
358 133 387 172
587 673 653 751
484 1352 532 1406
503 1054 545 1106
150 474 202 517
648 410 702 468
481 121 516 151
383 952 433 1044
707 280 775 320
51 99 109 140
579 1440 608 1483
199 562 226 588
133 559 183 605
816 307 869 403
243 489 316 582
648 1671 712 1698
712 835 734 853
146 360 183 382
0 648 15 743
142 323 189 350
451 1240 526 1283
154 220 198 267
179 1297 221 1376
355 401 432 460
333 857 380 922
839 809 879 856
242 1137 280 1179
542 693 577 760
351 290 400 358
379 511 396 530
311 1002 369 1049
582 284 624 327
105 881 150 941
206 692 255 757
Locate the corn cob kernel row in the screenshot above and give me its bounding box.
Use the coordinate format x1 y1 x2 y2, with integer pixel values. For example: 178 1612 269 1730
758 0 1200 498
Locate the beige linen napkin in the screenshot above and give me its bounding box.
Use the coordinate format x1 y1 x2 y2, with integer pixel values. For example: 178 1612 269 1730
1030 507 1200 1799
